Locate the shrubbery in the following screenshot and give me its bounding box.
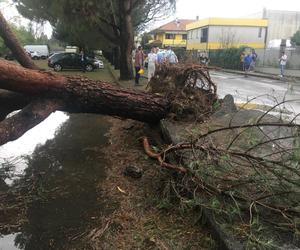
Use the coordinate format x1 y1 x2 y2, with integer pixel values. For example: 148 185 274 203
209 47 247 70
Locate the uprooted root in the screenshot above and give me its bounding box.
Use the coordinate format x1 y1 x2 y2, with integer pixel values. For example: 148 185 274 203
148 63 218 121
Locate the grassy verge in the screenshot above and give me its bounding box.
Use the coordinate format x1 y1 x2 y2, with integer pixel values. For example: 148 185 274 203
34 59 115 82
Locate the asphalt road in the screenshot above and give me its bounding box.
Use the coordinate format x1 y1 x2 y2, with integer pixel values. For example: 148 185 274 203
210 71 300 118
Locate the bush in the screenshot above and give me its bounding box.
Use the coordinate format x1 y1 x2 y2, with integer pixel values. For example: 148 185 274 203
209 47 247 70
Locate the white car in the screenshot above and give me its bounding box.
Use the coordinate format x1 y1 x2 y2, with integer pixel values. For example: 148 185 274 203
94 59 104 69
28 51 41 60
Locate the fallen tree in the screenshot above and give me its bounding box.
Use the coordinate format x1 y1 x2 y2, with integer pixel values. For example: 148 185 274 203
0 59 171 145
0 11 217 146
0 11 172 145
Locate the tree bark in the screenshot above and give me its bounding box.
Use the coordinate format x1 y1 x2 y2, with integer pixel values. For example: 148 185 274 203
119 0 134 80
0 59 170 125
0 12 39 70
0 99 62 145
0 90 31 121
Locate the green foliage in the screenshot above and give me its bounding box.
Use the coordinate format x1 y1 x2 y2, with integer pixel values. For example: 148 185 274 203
0 23 35 56
15 0 176 49
291 30 300 46
209 47 247 70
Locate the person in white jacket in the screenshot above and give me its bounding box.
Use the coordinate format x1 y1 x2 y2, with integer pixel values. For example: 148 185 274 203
279 51 287 77
147 47 158 82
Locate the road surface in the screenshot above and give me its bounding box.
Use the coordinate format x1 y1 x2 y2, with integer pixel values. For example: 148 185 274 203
211 71 300 120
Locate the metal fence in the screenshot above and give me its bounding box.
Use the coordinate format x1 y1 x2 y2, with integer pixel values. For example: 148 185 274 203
255 48 300 69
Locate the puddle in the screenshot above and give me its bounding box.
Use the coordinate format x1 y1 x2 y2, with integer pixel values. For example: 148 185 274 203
0 111 69 183
0 113 111 249
0 234 21 250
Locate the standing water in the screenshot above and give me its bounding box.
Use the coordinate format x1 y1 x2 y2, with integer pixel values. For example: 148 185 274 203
0 112 111 249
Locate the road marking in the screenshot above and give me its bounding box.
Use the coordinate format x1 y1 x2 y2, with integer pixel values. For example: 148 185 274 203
211 74 228 79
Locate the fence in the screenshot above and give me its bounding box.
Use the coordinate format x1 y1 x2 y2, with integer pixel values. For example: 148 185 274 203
184 47 300 70
255 48 300 69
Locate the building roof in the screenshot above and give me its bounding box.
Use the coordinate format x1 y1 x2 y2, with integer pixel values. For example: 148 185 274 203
152 19 195 32
187 18 268 30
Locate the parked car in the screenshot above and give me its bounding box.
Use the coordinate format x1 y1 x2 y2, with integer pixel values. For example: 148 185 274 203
48 52 104 72
24 45 49 59
28 51 41 60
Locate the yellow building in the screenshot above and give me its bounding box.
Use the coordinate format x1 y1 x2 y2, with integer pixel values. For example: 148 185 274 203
149 19 194 48
186 18 268 50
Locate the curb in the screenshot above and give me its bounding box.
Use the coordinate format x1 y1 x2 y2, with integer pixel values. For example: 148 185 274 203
218 69 300 82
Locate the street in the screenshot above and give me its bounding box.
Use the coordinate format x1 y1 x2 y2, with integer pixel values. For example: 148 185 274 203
211 71 300 120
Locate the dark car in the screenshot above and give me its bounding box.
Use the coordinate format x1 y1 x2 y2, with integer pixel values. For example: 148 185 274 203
47 52 103 72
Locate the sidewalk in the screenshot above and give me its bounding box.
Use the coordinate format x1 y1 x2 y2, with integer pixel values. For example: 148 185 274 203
220 67 300 82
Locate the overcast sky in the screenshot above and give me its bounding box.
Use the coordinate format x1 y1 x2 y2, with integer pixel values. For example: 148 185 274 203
175 0 300 19
1 0 300 37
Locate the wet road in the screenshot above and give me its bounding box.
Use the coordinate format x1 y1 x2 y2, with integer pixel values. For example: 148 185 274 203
211 71 300 116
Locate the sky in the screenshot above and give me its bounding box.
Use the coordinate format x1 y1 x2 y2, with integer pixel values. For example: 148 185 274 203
149 0 300 30
1 0 300 37
175 0 300 19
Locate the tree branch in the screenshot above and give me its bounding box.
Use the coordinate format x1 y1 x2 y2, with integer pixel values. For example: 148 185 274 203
0 99 62 145
0 90 31 121
0 11 38 70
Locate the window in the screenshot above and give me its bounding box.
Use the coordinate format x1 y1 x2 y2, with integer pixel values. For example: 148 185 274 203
165 34 175 39
182 34 187 40
201 28 208 43
258 28 262 38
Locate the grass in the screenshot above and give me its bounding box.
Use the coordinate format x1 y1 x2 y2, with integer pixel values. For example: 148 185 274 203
34 59 115 82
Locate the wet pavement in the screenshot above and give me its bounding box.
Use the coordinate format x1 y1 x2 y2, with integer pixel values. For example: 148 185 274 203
211 71 300 120
0 113 111 249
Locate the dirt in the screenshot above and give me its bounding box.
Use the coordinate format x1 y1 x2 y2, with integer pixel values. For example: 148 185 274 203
83 118 215 250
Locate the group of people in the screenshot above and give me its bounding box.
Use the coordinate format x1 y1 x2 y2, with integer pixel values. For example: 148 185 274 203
241 49 288 77
240 49 257 76
133 45 178 85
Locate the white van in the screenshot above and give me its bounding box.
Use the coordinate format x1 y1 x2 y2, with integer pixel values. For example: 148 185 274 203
24 45 50 59
65 46 79 53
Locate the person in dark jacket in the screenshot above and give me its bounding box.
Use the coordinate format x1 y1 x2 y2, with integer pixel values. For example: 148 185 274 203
134 46 144 85
243 53 253 77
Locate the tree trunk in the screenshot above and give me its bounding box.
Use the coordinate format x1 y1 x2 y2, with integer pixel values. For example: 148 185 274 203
0 12 38 70
119 0 134 80
0 59 170 124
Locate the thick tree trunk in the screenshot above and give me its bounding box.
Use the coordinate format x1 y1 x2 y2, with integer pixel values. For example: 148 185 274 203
0 60 170 124
0 12 38 70
119 0 134 80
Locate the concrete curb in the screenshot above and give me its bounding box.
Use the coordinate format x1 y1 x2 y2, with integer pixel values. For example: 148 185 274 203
218 69 300 82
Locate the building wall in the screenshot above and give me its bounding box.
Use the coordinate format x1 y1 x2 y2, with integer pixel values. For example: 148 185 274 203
151 32 187 47
187 25 267 50
265 10 300 42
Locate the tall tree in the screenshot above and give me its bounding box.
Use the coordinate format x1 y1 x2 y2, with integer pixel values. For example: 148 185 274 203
291 30 300 46
14 0 176 80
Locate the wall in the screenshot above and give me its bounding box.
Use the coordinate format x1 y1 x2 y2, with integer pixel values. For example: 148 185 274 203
255 47 300 69
151 32 187 47
187 25 267 50
265 10 300 43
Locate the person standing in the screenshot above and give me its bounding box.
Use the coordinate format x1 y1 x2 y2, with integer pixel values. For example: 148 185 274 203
240 52 245 71
165 46 178 64
243 53 253 77
147 47 158 82
251 49 257 71
134 46 144 85
80 50 86 73
156 48 165 63
279 51 287 77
